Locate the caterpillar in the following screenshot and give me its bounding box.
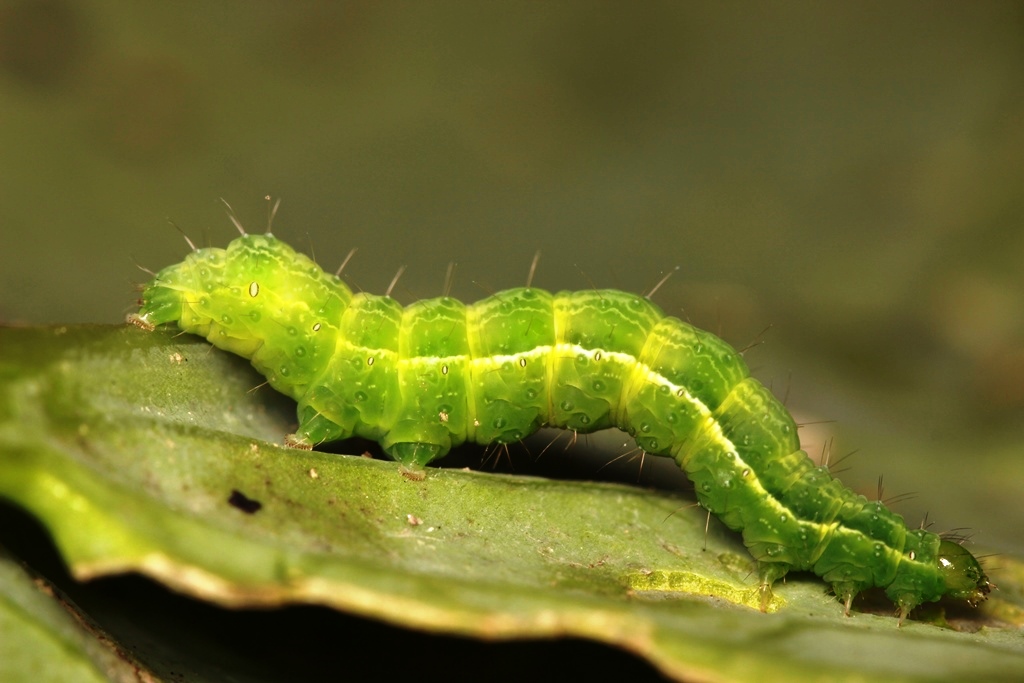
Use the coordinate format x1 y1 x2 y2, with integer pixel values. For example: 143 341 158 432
129 221 990 623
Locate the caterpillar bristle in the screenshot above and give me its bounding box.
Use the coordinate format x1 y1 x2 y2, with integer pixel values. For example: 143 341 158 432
526 250 541 289
220 198 247 236
443 261 457 298
384 265 407 298
644 265 679 300
167 218 199 252
334 247 358 278
265 195 281 234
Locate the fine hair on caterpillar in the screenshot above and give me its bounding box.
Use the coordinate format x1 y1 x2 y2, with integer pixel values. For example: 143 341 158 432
129 209 990 624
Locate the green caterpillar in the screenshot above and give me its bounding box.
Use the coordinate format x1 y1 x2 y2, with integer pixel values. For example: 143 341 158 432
129 225 990 622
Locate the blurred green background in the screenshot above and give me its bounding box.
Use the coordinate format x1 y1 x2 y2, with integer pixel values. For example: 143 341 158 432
2 2 1022 554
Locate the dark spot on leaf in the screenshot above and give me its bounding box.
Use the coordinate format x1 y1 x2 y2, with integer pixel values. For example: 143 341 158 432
228 489 262 514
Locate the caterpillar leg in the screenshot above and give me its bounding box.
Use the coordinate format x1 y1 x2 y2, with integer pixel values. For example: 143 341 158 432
893 593 922 626
284 433 315 450
757 563 791 612
288 407 349 450
831 581 866 617
382 419 452 468
387 442 445 468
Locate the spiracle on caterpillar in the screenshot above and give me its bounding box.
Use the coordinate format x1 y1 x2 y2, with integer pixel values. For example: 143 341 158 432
127 211 990 624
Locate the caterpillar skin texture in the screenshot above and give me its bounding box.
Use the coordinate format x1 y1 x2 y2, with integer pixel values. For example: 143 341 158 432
131 231 990 621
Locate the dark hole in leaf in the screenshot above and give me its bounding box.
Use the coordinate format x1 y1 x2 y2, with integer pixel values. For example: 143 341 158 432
228 489 262 514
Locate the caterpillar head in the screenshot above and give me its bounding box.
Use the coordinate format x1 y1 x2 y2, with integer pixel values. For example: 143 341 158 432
936 540 991 606
131 233 352 396
132 243 231 332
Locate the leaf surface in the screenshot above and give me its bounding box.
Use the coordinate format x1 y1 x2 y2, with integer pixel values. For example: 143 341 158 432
1 325 1022 682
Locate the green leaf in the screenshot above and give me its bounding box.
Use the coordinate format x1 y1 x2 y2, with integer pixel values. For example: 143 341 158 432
0 548 125 683
1 325 1023 682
